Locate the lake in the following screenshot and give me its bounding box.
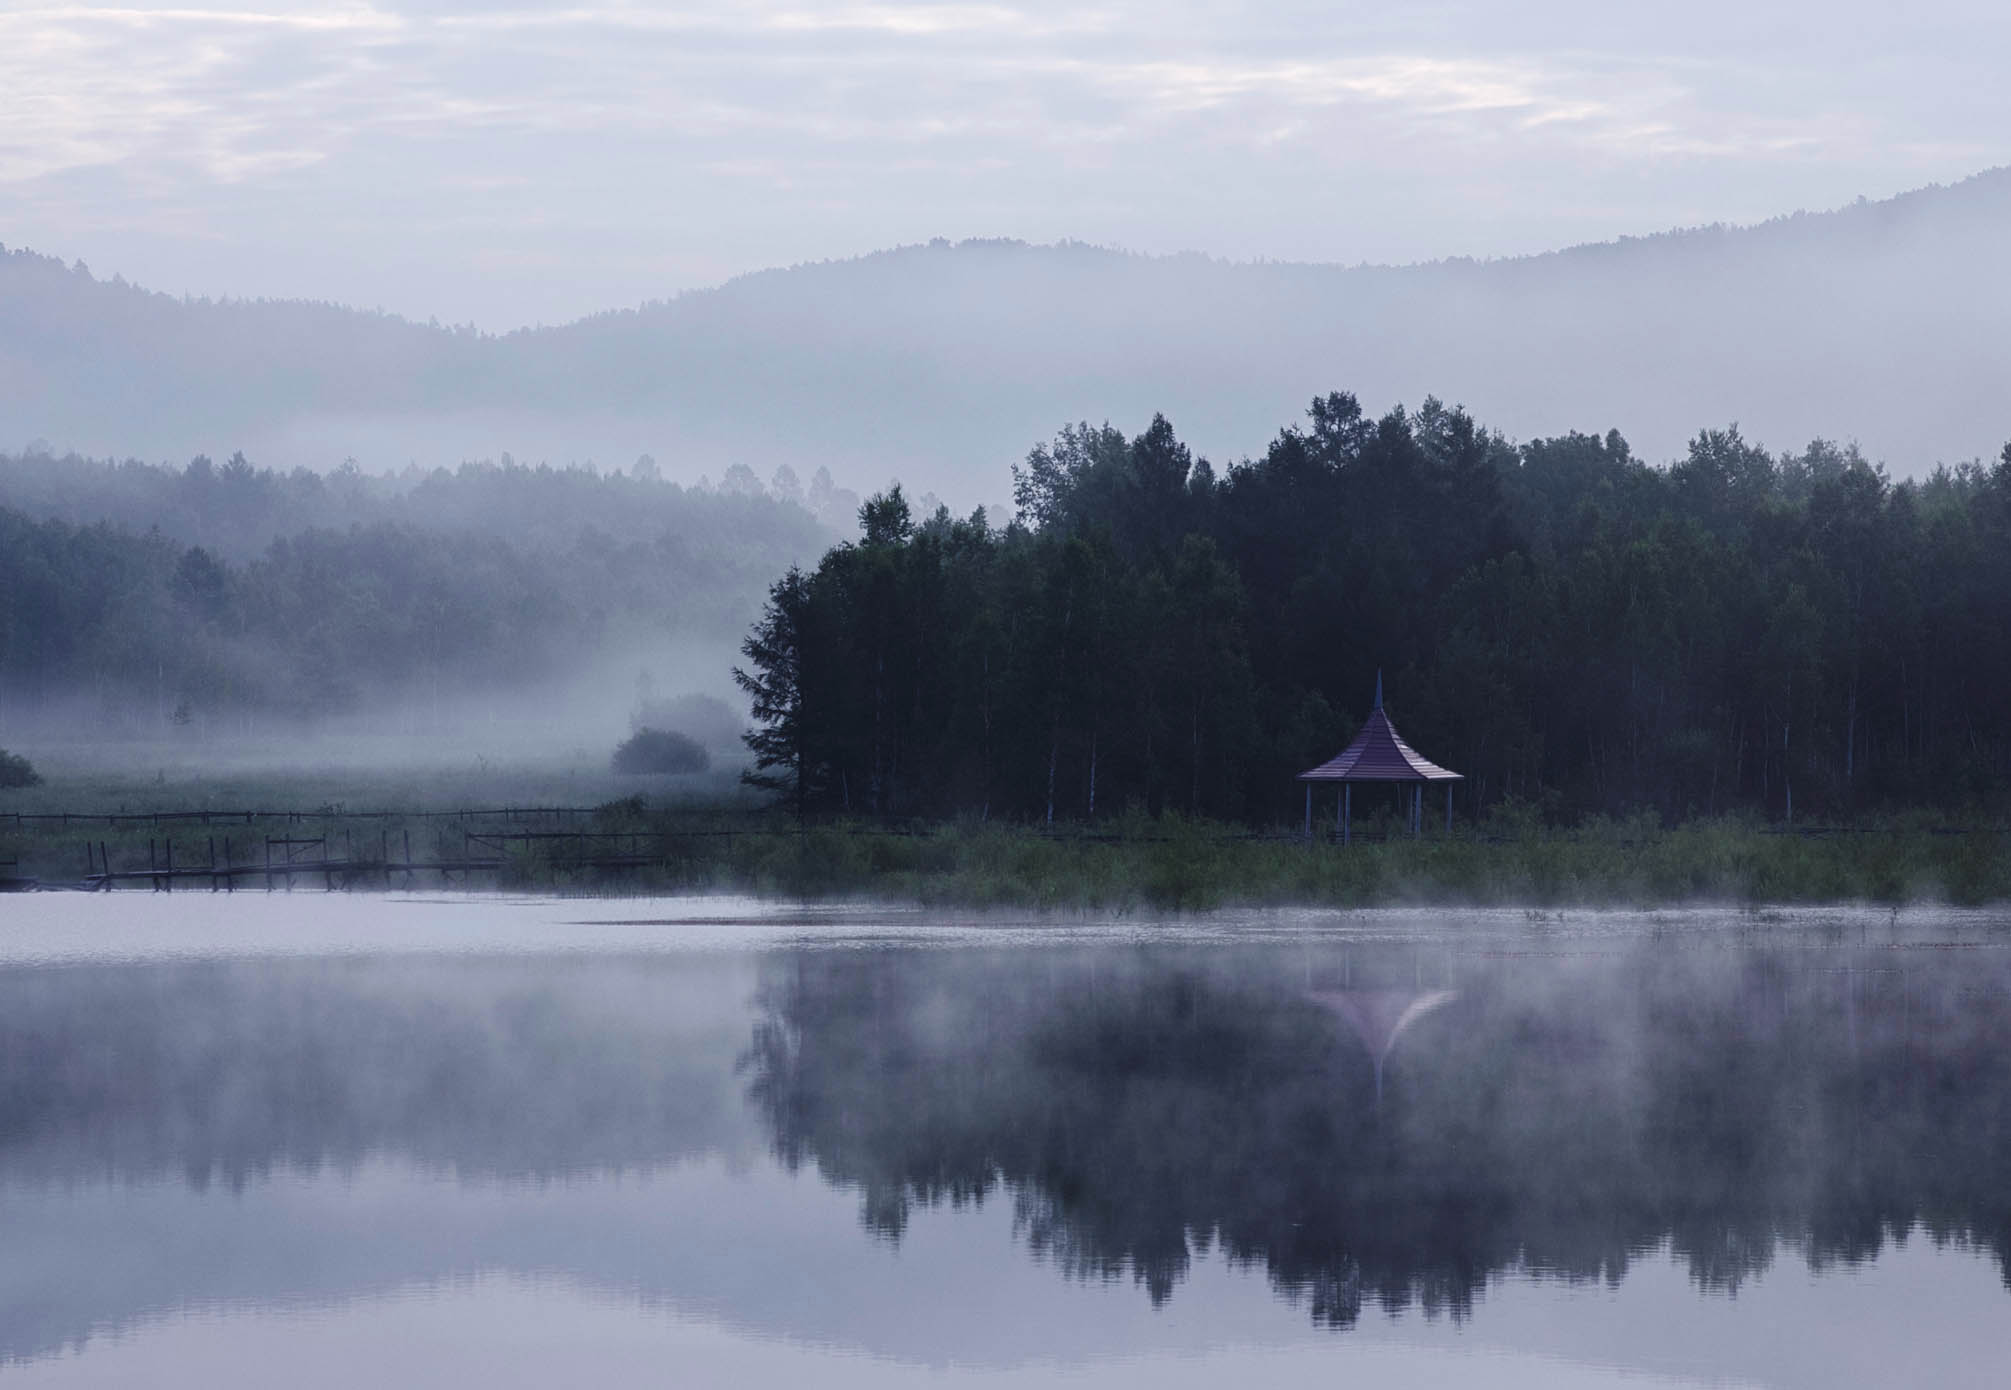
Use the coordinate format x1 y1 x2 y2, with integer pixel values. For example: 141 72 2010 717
2 895 2008 1387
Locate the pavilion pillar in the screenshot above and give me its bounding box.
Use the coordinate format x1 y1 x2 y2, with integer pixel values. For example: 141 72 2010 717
1303 784 1312 842
1343 784 1352 847
1445 782 1453 832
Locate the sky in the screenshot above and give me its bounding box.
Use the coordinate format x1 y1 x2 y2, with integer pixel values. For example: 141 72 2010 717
3 1 2008 329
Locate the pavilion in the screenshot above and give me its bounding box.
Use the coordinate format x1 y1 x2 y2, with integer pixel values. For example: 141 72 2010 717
1298 675 1463 842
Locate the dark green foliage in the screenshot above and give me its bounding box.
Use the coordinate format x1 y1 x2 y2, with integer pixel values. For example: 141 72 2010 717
0 748 39 789
610 728 710 776
665 818 2011 910
735 567 816 817
742 393 2011 825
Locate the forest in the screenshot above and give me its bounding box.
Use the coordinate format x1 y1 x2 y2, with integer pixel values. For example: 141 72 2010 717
0 449 832 729
738 392 2011 826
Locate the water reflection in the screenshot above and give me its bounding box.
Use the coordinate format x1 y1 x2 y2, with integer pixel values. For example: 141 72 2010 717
745 943 2011 1320
1309 987 1458 1103
0 956 759 1186
2 928 2010 1373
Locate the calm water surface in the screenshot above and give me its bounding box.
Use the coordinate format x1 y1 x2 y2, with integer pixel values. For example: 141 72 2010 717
3 896 2009 1387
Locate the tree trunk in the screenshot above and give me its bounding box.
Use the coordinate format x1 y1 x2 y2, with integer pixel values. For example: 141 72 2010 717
1189 701 1200 815
1707 712 1721 815
1845 668 1858 785
1046 722 1059 826
870 651 885 815
1087 730 1098 819
793 722 806 824
1733 712 1746 804
1783 676 1792 825
1783 717 1793 826
980 650 993 819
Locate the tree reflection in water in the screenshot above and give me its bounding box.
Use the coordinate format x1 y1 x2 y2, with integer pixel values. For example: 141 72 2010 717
5 936 2010 1344
744 942 2011 1326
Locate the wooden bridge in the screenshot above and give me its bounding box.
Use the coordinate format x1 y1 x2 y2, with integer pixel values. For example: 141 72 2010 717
47 827 697 892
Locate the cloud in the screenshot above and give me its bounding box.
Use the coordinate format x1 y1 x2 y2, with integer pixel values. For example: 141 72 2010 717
0 1 1865 183
3 1 2006 325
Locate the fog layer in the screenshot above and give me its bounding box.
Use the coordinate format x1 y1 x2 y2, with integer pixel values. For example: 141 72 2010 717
0 451 834 761
6 171 2011 499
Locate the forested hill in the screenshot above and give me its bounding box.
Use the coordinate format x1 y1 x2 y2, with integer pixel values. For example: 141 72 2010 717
737 396 2011 827
0 452 831 730
7 169 2011 495
0 448 853 561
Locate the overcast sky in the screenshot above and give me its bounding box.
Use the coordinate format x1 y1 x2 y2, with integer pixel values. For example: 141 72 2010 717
4 1 2007 329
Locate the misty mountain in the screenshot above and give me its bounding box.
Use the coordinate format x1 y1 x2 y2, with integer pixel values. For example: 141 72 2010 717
5 170 2010 498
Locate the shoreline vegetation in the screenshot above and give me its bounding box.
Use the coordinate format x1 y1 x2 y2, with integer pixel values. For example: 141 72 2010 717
6 797 2009 908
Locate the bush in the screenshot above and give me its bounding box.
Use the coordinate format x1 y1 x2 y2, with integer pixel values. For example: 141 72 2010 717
610 728 710 776
631 692 745 750
0 748 40 789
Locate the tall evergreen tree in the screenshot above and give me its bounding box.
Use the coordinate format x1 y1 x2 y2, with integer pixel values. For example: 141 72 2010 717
735 568 816 819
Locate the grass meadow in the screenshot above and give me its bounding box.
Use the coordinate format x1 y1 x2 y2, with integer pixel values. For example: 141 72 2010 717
9 762 2006 909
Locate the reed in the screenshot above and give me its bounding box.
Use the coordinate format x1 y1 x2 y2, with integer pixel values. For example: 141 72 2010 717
7 787 2006 908
578 807 2011 910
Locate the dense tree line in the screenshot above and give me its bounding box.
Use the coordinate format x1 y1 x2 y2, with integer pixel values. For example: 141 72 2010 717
0 453 828 728
0 445 857 557
739 392 2011 824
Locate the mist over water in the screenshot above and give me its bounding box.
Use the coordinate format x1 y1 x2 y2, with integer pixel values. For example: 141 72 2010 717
3 901 2009 1386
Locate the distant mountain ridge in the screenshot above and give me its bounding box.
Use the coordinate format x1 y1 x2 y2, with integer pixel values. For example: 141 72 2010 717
5 168 2010 496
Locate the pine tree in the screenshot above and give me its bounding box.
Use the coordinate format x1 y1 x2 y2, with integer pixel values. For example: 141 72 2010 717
734 568 815 819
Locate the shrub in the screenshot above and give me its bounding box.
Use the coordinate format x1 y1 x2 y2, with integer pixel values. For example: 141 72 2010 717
610 728 710 776
631 692 745 750
0 749 40 789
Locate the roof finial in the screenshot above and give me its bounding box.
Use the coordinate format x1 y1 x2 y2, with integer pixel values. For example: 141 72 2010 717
1373 669 1383 711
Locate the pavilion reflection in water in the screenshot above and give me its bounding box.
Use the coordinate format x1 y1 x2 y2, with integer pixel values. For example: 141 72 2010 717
1308 987 1460 1103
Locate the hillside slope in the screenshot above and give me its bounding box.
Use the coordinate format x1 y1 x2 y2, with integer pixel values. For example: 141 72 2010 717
5 169 2009 495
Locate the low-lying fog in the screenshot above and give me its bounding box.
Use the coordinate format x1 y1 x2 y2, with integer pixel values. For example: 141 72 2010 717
3 643 754 807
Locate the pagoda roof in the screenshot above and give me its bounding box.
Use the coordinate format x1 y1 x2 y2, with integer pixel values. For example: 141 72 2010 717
1297 705 1463 783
